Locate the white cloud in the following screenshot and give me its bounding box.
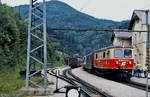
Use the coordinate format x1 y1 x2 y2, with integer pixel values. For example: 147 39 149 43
1 0 150 21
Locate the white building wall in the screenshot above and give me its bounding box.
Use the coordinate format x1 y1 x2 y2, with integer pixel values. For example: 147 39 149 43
113 38 131 46
132 20 148 66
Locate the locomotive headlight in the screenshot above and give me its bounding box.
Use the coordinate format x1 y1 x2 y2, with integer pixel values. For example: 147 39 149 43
115 61 119 65
128 61 132 64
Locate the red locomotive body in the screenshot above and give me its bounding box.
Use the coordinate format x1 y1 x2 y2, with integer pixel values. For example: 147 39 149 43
83 46 134 80
93 59 134 69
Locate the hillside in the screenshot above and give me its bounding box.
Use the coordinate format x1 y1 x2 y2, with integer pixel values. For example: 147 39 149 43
13 1 129 56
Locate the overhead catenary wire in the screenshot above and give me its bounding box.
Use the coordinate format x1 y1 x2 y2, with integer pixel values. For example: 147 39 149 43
48 28 147 32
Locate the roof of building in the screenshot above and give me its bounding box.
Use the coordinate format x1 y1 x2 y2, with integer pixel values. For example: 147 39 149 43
129 10 150 30
111 31 132 41
114 32 132 39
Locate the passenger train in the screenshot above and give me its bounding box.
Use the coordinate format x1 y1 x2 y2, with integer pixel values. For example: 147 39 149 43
65 57 81 68
83 46 134 80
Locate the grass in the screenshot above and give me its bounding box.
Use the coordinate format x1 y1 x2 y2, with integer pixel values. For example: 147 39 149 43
0 60 65 97
0 66 26 97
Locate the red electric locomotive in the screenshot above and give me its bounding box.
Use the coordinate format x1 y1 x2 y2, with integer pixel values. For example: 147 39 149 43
83 46 134 80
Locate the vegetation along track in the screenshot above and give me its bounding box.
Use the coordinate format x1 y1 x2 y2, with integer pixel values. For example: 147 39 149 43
47 68 113 97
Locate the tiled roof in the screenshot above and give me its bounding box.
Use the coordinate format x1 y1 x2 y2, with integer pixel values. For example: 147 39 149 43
129 10 150 29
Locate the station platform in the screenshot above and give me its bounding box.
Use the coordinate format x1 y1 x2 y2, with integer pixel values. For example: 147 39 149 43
131 73 150 85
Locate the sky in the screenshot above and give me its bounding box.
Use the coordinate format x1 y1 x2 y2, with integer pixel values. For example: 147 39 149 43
1 0 150 21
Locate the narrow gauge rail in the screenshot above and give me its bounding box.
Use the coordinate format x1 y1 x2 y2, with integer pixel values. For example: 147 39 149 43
48 68 113 97
62 69 98 96
67 69 113 97
48 69 91 97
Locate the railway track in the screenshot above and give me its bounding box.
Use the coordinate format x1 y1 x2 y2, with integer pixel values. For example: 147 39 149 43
67 69 113 97
48 68 92 97
48 68 113 97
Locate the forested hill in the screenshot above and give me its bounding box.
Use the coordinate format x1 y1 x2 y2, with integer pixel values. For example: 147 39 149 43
13 1 130 56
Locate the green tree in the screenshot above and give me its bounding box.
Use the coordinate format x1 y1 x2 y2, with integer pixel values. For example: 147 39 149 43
0 5 20 67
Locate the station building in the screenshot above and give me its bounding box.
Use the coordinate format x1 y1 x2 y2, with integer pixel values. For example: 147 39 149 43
111 31 132 46
128 10 150 69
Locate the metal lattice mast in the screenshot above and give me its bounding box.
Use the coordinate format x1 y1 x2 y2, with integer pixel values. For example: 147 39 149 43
26 0 47 88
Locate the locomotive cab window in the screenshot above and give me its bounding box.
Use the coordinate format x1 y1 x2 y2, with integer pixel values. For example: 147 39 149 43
114 49 123 58
96 53 98 59
107 51 110 58
103 52 105 58
124 49 132 58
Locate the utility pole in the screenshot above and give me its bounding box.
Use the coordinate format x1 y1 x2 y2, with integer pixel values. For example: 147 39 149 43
146 10 150 97
26 0 48 90
146 10 150 73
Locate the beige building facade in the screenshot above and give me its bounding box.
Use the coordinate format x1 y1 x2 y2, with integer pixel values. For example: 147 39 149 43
129 10 150 68
111 32 132 46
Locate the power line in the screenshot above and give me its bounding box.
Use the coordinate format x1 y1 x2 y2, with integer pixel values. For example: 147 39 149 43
48 28 147 32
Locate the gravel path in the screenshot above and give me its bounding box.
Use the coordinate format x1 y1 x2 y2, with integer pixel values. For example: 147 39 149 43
72 67 150 97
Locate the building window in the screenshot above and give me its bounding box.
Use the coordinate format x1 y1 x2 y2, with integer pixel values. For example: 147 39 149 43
135 34 137 40
139 32 141 38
